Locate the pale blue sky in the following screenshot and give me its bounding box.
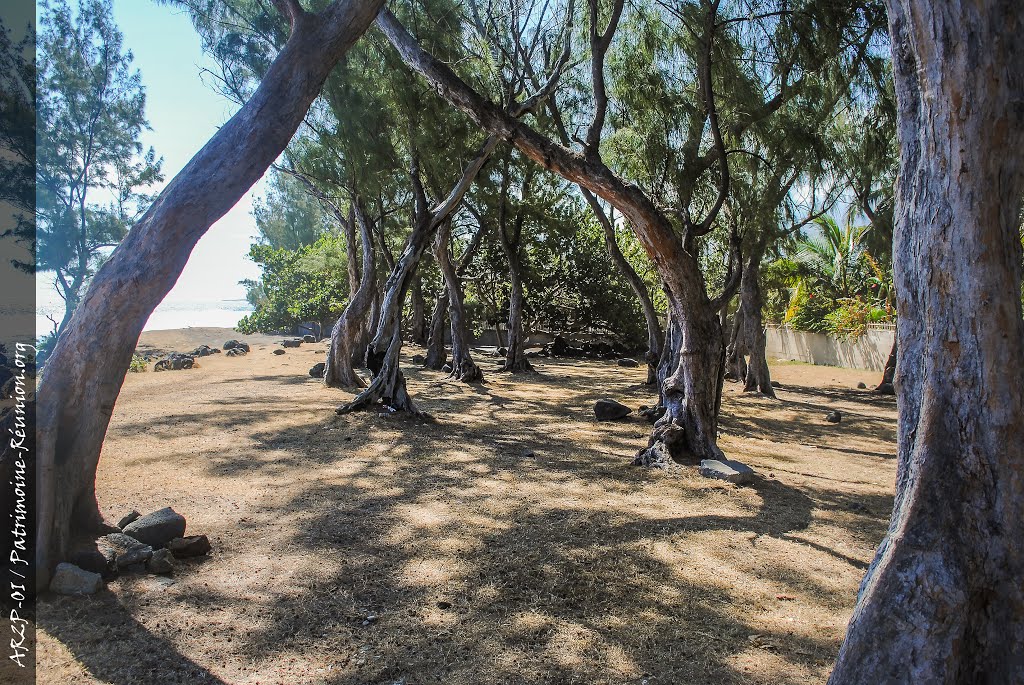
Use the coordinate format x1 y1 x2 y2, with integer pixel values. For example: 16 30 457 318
36 0 266 329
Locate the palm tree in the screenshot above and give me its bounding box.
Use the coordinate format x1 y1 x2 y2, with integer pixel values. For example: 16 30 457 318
792 215 870 300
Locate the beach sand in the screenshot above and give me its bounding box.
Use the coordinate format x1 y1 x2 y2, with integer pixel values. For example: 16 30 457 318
37 327 897 684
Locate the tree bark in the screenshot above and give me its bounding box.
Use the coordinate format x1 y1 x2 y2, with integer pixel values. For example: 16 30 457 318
33 0 386 590
408 273 428 345
337 135 498 414
325 199 376 388
423 292 448 369
874 332 897 394
830 1 1024 681
379 10 729 466
735 251 774 397
433 219 482 382
495 166 533 374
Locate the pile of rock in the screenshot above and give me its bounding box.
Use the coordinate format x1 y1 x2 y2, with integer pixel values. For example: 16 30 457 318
224 340 250 357
55 506 212 595
191 344 221 357
153 353 196 372
541 335 633 360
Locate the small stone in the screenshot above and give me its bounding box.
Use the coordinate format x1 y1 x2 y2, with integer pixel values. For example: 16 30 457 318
99 532 153 569
594 398 632 421
117 510 141 529
50 563 103 595
273 348 286 355
223 340 250 352
69 543 116 577
147 549 174 574
412 354 426 365
122 507 186 547
825 410 843 423
496 347 508 356
857 381 867 389
168 534 211 558
770 380 782 388
617 358 640 368
309 362 326 378
699 458 755 485
281 338 303 348
303 334 317 343
436 601 452 610
225 347 247 357
441 364 452 374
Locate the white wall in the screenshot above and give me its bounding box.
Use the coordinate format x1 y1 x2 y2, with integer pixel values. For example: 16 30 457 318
765 325 895 372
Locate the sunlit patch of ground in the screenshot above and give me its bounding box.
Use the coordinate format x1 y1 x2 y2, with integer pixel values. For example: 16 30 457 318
37 329 896 684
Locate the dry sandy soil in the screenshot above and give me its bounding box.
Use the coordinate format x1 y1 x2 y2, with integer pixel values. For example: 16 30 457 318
36 327 897 685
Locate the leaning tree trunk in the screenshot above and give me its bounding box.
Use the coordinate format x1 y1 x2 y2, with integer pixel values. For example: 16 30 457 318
33 0 385 590
583 190 661 383
423 292 448 369
724 308 748 383
325 200 376 388
736 252 774 397
433 219 482 382
873 332 896 394
829 1 1024 681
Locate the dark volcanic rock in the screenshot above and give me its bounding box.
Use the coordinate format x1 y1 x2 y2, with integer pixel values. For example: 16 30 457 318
617 358 640 368
225 347 247 357
273 348 286 355
309 362 326 378
825 410 843 423
117 510 141 529
154 353 195 372
303 334 317 343
223 340 250 352
122 507 186 548
168 535 211 559
281 338 303 348
594 399 632 421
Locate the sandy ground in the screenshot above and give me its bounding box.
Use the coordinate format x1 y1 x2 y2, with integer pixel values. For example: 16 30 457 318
36 327 897 685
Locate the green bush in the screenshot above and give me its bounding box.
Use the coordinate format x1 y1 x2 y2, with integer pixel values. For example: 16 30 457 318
129 355 148 373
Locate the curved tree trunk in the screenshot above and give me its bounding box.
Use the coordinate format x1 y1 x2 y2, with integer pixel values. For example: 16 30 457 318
33 0 385 590
583 190 661 383
724 307 748 382
873 332 897 394
325 200 376 388
829 1 1024 681
433 219 482 382
736 252 774 397
423 292 448 369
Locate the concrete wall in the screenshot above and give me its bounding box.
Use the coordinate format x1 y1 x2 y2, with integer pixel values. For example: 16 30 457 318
765 325 895 372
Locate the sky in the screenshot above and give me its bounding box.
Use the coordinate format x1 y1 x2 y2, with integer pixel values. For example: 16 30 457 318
35 0 267 329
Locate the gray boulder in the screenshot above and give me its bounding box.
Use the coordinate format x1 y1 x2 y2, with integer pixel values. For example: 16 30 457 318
147 549 174 574
225 347 247 357
50 563 103 595
699 459 755 485
309 362 326 377
617 358 640 368
69 543 116 577
281 338 303 348
594 399 632 421
223 340 250 352
99 532 153 568
168 534 211 559
122 507 186 547
303 334 317 343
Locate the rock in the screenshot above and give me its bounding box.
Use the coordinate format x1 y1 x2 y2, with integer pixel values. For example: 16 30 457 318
168 534 211 559
191 344 217 357
99 532 153 568
496 347 508 356
594 398 632 421
122 507 186 547
69 543 116 577
223 340 250 352
147 549 174 574
281 338 303 348
825 410 842 423
154 353 195 372
699 458 755 485
412 354 426 364
441 364 452 374
617 358 640 368
638 405 665 424
50 563 103 595
273 348 286 355
309 362 326 378
117 510 141 529
303 334 317 343
874 382 895 395
225 347 247 357
857 381 867 389
770 380 782 388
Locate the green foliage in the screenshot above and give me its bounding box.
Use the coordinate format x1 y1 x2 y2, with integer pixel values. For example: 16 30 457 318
129 355 148 373
236 234 350 334
253 171 332 250
36 0 163 335
0 15 35 272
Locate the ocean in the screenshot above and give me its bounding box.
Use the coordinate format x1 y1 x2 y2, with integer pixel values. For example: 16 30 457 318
33 298 255 335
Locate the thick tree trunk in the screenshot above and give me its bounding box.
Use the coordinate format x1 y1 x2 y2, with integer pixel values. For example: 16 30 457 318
433 219 482 382
423 292 448 369
499 247 532 372
325 200 376 388
830 2 1024 681
408 274 428 345
583 191 661 383
874 332 897 394
33 0 385 590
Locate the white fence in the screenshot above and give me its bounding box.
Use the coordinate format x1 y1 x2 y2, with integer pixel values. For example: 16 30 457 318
765 324 894 372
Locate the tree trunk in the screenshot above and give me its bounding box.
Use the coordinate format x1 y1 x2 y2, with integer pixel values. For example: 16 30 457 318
724 309 748 383
736 252 774 397
33 0 385 590
499 243 532 372
325 200 376 388
408 273 428 345
829 1 1024 681
874 332 896 394
423 292 448 369
433 219 482 382
583 190 661 383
